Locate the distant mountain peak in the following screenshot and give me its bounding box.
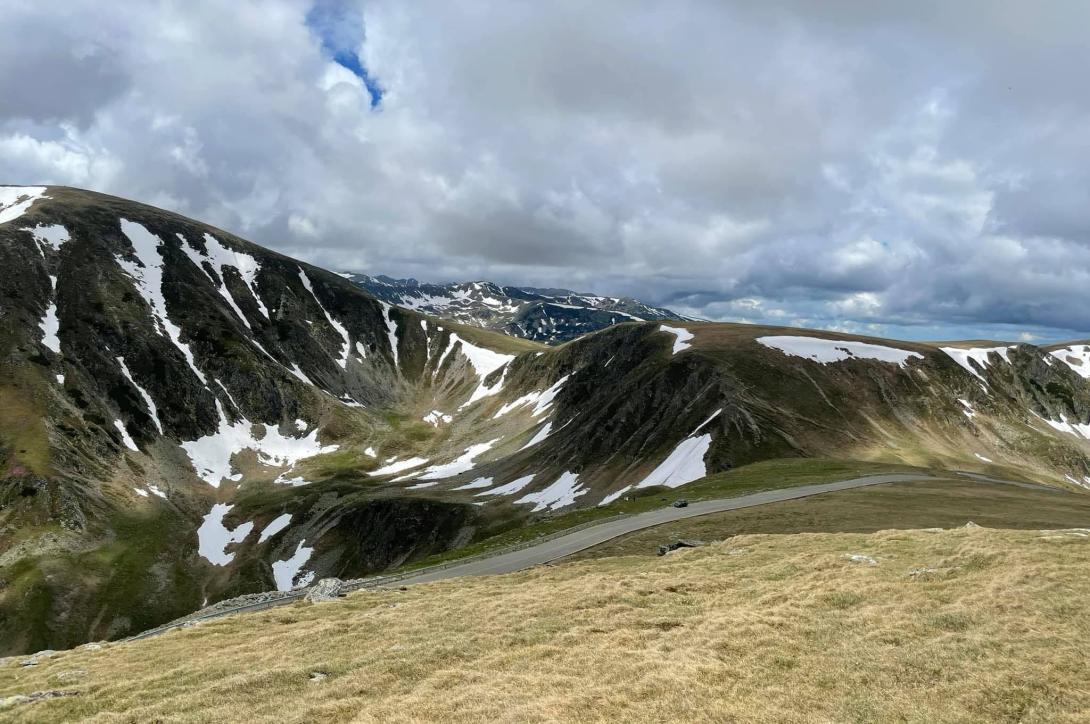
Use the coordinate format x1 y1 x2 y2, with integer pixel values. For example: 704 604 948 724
340 272 688 344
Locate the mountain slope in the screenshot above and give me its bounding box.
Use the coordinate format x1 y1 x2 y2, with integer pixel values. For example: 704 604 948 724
341 273 688 343
3 185 1090 655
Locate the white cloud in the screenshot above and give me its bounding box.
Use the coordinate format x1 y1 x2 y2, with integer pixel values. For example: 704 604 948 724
3 0 1090 341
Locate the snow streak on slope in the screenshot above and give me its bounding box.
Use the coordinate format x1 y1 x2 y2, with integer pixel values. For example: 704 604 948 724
1050 345 1090 379
600 410 721 503
423 410 452 426
272 540 314 590
299 269 351 368
759 336 923 368
40 275 60 354
0 186 48 224
116 356 163 433
258 513 292 543
453 476 494 491
1037 413 1090 440
417 439 501 480
940 346 1013 381
494 375 570 418
380 302 400 370
369 457 429 476
118 220 208 384
197 503 254 565
113 420 139 451
519 422 553 450
660 325 694 354
32 224 70 252
515 471 585 511
435 333 515 407
477 474 536 497
181 401 339 487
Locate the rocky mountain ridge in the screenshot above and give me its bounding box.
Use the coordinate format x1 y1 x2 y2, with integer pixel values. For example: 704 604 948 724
340 273 689 343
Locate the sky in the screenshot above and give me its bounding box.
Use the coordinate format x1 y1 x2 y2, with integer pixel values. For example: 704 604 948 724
2 0 1090 343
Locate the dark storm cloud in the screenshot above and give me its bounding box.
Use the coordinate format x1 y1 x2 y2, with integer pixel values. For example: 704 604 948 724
2 0 1090 341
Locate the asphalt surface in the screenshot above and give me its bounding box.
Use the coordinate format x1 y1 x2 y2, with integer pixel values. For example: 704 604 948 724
393 473 941 584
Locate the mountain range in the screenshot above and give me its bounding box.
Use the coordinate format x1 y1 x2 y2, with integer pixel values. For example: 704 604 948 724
339 273 689 344
3 184 1090 655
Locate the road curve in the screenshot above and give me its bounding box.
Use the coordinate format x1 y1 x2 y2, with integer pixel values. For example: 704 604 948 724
127 471 1059 641
393 473 949 584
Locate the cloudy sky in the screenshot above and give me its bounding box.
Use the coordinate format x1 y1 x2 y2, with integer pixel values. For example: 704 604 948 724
3 1 1089 342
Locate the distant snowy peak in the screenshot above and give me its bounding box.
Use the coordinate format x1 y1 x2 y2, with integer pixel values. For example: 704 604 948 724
341 273 687 344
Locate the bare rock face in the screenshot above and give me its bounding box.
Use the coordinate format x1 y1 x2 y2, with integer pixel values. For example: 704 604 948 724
304 578 344 603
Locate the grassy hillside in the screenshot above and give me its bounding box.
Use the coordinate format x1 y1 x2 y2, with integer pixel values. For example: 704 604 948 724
4 525 1089 722
575 478 1090 559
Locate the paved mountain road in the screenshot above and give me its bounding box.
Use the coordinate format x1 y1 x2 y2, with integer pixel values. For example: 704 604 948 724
127 471 1063 641
391 473 970 584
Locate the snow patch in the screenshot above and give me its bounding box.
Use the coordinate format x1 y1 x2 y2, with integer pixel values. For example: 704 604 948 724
380 302 400 369
477 474 536 497
180 232 269 321
599 485 633 506
40 298 60 354
519 422 553 451
119 220 208 384
1050 345 1090 379
1036 412 1090 440
958 398 976 419
32 224 70 252
364 446 377 458
272 540 314 591
940 346 1013 382
759 335 922 368
258 513 292 543
974 453 993 463
635 434 712 489
660 325 694 354
493 375 570 419
113 419 139 451
369 456 429 476
181 400 339 487
435 333 515 408
299 269 351 368
0 186 48 224
147 484 167 499
197 503 254 566
423 410 452 426
515 471 586 512
116 356 163 433
418 439 501 480
453 476 494 491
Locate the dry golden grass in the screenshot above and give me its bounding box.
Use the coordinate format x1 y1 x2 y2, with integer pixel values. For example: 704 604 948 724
3 526 1090 722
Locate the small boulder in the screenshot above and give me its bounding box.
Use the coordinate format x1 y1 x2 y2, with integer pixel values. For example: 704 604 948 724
844 553 878 566
304 578 344 603
657 539 708 556
20 650 56 667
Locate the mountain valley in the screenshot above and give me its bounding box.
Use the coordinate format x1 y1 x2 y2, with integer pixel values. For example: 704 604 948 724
3 185 1090 656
